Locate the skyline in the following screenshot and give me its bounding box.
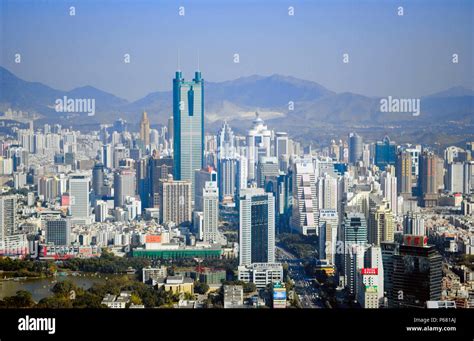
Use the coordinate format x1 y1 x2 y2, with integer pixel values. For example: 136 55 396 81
0 1 472 337
0 0 472 101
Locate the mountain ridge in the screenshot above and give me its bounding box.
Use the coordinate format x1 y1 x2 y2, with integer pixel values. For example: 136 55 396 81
1 66 472 129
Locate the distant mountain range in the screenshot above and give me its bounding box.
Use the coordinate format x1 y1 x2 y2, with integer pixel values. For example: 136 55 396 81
1 66 473 133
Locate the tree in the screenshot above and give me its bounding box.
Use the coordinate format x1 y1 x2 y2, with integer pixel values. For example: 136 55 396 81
243 282 256 293
72 291 105 308
0 290 35 308
183 292 195 301
129 293 143 306
37 296 73 308
194 281 209 295
52 280 78 297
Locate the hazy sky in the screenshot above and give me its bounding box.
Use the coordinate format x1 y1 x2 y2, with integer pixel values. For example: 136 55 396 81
1 0 472 101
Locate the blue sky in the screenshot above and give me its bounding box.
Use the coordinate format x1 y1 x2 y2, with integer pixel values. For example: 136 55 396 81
1 0 472 101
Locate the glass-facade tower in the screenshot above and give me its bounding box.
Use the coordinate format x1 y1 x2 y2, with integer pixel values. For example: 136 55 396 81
173 71 204 198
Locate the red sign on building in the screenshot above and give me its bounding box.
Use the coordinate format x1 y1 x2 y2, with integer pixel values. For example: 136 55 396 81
361 268 378 275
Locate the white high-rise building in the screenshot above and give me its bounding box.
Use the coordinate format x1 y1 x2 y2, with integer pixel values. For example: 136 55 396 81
403 212 425 236
69 174 91 224
194 167 217 211
318 209 338 265
124 196 141 221
380 170 398 215
362 245 385 307
446 162 464 194
217 121 237 203
202 181 219 243
314 156 336 178
291 159 318 235
114 168 136 208
236 154 248 192
95 200 108 222
274 132 288 158
239 187 275 266
317 173 338 211
247 113 272 181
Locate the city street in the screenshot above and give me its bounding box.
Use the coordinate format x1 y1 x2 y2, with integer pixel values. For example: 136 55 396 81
276 246 324 308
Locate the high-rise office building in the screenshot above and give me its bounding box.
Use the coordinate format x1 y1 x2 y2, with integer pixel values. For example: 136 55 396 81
319 209 338 265
136 157 149 208
348 132 363 164
167 116 174 143
173 71 204 197
113 145 129 169
202 181 219 244
149 156 174 208
218 158 236 203
114 168 136 208
391 235 443 308
140 111 151 146
159 175 192 226
446 162 464 193
69 174 90 222
403 212 425 236
257 156 280 188
380 170 398 215
342 212 368 248
291 159 318 235
317 173 338 211
342 212 368 294
247 113 272 181
95 200 108 222
149 129 159 147
381 241 399 307
217 121 237 203
396 150 413 198
419 150 439 207
275 132 289 172
46 219 71 246
194 167 217 211
375 136 397 170
217 121 235 158
92 163 105 197
463 161 474 194
363 245 385 307
239 187 275 266
368 199 394 246
0 196 16 239
236 155 248 193
102 144 113 169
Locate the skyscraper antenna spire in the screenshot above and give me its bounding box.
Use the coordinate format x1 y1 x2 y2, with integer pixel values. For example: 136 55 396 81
177 49 181 71
197 50 200 71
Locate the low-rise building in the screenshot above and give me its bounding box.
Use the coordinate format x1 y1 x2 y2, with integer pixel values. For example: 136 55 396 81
101 292 131 309
142 266 168 283
156 275 194 294
238 263 283 288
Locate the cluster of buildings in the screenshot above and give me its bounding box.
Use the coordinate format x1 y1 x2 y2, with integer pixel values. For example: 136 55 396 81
0 70 473 309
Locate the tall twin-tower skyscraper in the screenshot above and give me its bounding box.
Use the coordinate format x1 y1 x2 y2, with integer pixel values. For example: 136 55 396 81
173 70 204 197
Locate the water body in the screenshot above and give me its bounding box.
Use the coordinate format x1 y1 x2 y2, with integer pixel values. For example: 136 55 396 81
0 274 114 302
